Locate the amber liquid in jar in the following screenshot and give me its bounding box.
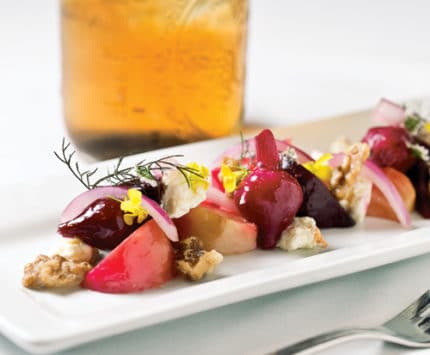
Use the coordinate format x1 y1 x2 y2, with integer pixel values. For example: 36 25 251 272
61 0 248 159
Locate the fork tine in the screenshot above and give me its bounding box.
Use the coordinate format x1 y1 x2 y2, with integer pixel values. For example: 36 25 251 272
276 290 430 354
417 303 430 319
417 318 430 333
384 290 430 325
416 291 430 317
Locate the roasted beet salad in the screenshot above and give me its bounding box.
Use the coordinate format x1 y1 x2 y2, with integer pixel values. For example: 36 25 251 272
22 98 430 294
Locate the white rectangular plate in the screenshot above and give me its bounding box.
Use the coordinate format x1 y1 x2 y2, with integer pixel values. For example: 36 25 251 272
2 111 430 354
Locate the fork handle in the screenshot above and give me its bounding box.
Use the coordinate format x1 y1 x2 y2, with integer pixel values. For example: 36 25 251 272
276 328 400 355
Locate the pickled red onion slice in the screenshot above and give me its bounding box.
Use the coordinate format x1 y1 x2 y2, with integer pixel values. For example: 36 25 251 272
139 194 178 242
362 161 411 227
60 186 128 223
372 98 406 126
329 154 410 227
211 167 224 191
211 137 312 168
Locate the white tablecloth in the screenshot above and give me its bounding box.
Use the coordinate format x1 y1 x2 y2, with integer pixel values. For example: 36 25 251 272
1 1 430 354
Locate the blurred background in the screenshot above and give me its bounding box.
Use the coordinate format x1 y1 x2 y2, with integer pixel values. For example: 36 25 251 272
0 0 429 183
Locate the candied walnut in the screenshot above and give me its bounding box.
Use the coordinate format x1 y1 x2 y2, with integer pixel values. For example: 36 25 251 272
277 217 327 251
176 237 223 281
22 254 92 289
222 156 241 167
330 143 370 207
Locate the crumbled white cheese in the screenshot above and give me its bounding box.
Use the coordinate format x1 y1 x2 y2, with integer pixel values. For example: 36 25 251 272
310 150 324 160
138 175 159 187
56 238 95 263
281 147 298 161
277 217 327 251
161 169 207 218
405 99 430 121
329 136 352 153
349 177 373 223
407 142 430 162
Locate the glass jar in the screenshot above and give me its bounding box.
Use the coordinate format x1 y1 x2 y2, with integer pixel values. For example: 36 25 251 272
61 0 248 159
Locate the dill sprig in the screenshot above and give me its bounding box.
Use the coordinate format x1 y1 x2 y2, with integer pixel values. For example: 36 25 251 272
54 139 203 190
239 131 252 164
239 131 246 160
54 138 98 189
134 156 203 188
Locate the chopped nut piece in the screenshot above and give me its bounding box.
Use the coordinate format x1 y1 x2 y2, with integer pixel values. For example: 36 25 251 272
176 237 223 281
277 217 327 251
22 254 92 289
329 142 371 222
57 238 100 265
330 143 370 200
222 156 241 167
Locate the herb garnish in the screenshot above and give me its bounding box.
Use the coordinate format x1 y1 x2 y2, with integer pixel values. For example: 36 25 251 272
239 131 247 160
404 114 423 134
54 138 203 190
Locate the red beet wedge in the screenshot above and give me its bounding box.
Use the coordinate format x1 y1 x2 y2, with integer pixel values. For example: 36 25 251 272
255 129 280 170
233 130 303 249
83 220 176 293
362 126 415 172
58 198 139 250
408 159 430 218
283 161 355 228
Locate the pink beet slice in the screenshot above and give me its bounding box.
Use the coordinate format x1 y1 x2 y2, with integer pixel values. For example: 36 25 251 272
175 202 257 255
83 220 175 293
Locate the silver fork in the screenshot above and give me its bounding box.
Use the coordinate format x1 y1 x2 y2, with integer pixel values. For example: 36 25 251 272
276 290 430 354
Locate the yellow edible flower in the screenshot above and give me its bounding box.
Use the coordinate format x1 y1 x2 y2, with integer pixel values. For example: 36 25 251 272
221 165 237 193
185 162 210 192
220 164 248 194
120 189 148 226
424 122 430 134
302 153 333 183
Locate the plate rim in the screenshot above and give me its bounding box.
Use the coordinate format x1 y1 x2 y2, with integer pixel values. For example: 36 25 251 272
3 226 430 354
